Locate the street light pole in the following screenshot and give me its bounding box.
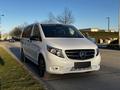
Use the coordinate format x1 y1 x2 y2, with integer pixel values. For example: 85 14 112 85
0 14 4 40
0 14 4 26
118 7 120 46
106 17 110 32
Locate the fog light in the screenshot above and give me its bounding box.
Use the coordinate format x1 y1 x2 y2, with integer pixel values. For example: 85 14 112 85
50 66 61 71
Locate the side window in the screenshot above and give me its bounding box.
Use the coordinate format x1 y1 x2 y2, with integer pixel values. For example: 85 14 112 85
33 24 40 37
32 24 42 41
22 25 33 38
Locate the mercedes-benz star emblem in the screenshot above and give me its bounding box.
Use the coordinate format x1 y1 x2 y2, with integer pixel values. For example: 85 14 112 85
79 51 86 58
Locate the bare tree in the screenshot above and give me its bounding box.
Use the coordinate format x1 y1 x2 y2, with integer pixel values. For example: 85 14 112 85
9 26 22 37
48 12 56 23
56 8 74 24
44 8 74 24
41 12 57 24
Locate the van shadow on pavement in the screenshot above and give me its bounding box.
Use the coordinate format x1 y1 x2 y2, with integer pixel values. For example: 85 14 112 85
9 47 21 59
8 47 41 77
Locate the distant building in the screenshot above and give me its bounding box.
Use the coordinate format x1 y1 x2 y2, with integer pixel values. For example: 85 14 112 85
0 33 12 40
80 28 105 32
79 28 118 44
105 29 116 32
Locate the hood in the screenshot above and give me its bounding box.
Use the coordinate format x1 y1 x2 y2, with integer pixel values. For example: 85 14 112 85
45 38 97 50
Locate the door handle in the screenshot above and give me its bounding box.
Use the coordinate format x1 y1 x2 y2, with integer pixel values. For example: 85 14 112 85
27 39 30 42
27 39 31 42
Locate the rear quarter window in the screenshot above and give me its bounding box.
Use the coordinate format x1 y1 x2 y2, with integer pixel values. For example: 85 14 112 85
22 25 33 38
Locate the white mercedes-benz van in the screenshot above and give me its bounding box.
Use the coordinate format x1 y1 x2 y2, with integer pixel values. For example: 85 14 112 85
21 23 101 77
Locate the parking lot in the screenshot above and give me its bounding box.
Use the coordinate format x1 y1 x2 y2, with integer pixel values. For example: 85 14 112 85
1 41 120 90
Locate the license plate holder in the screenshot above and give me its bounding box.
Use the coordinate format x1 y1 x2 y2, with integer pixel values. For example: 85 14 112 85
74 62 91 69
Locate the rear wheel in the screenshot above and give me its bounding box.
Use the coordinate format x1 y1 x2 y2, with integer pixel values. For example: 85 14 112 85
38 56 46 77
20 48 26 62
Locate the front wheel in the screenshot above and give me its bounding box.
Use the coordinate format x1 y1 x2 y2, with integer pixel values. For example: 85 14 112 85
38 57 46 77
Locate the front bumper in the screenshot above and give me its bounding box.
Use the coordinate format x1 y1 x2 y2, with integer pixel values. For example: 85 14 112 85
45 52 101 74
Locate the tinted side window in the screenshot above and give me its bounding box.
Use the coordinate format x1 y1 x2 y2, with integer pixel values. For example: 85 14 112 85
22 25 33 38
33 24 41 37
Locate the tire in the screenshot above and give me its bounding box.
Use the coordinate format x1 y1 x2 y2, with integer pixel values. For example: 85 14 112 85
20 48 26 62
38 56 46 77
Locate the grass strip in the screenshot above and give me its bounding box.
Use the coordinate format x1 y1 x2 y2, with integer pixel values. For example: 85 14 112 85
0 47 44 90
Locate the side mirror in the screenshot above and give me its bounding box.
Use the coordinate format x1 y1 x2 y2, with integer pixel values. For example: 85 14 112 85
30 36 42 41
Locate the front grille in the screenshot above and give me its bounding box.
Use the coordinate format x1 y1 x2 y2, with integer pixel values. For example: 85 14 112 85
65 49 95 60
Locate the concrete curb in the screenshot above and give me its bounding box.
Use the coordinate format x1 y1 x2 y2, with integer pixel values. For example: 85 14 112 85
0 45 54 90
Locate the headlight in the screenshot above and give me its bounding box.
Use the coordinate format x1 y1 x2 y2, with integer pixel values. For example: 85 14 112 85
96 48 99 56
47 45 64 58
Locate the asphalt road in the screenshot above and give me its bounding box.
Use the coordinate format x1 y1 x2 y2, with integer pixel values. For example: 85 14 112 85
1 41 120 90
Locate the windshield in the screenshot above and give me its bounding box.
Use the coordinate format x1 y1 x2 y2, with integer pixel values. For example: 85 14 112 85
41 24 84 38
